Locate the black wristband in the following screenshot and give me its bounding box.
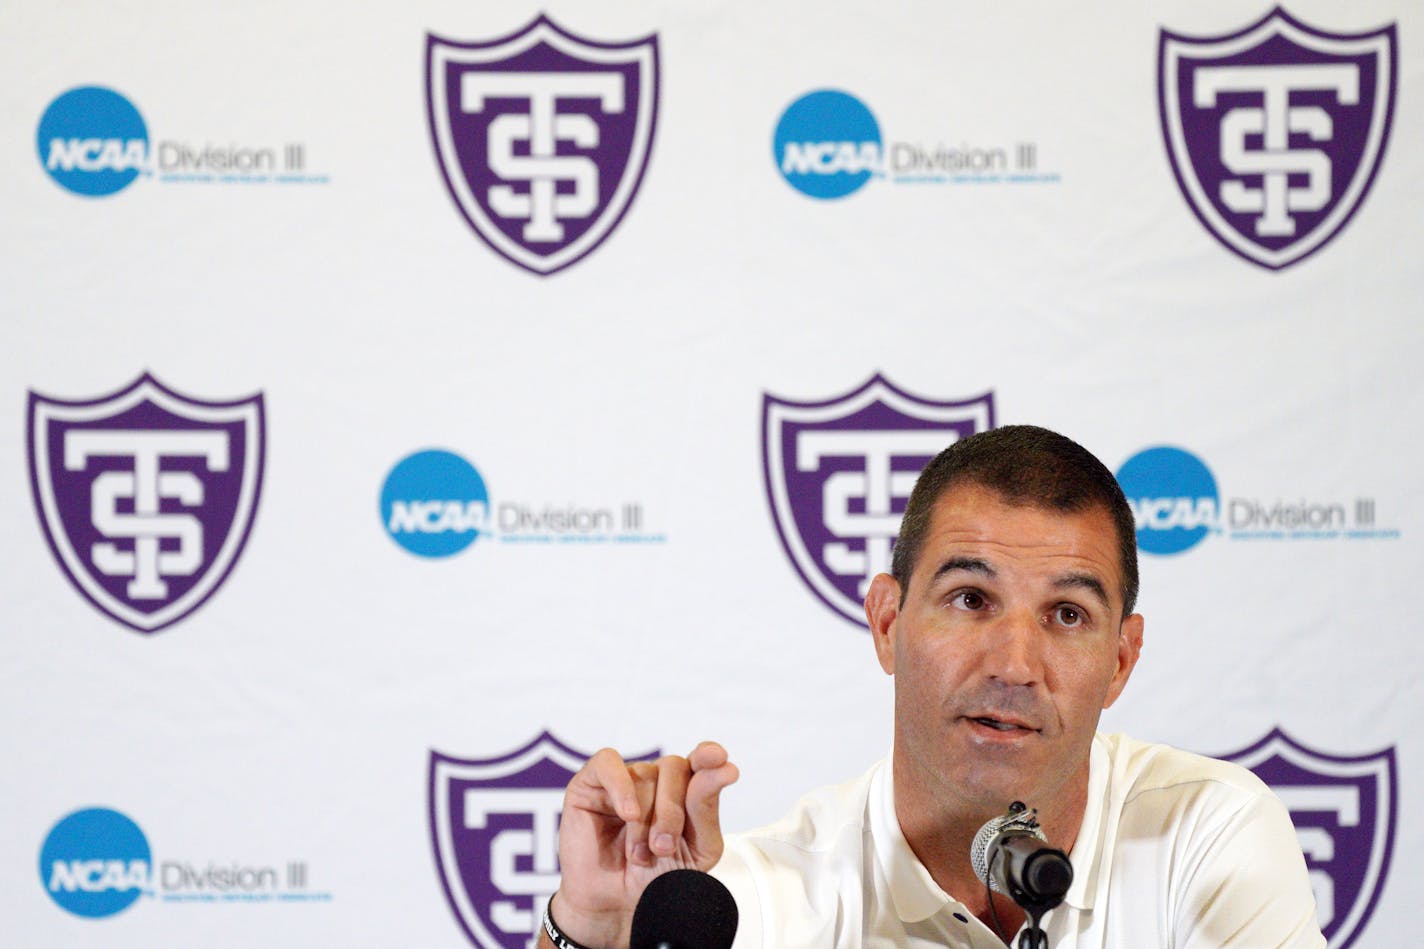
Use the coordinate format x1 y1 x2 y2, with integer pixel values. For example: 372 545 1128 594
543 894 598 949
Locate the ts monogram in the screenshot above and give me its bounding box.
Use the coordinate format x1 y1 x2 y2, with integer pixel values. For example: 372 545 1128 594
27 374 265 634
762 376 995 626
430 734 659 949
1159 8 1397 270
1219 730 1397 949
427 16 659 276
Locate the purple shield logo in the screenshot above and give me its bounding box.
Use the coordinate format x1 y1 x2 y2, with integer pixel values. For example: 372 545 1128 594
426 15 659 276
762 375 995 626
1159 8 1397 270
27 373 265 634
1218 729 1397 949
429 733 659 949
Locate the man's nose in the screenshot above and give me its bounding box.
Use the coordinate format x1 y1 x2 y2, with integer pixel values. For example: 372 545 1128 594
984 608 1044 687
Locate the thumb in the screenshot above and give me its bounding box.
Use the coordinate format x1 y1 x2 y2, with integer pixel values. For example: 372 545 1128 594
683 747 738 867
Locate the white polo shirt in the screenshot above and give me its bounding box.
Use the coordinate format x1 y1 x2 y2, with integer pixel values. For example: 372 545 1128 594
712 732 1324 948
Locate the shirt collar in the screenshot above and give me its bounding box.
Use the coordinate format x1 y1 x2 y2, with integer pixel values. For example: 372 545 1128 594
868 756 955 923
1062 733 1109 912
869 733 1111 922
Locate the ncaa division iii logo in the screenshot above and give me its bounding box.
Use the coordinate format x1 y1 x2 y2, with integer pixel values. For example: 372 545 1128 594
39 807 151 919
36 86 149 197
1158 8 1397 270
27 373 264 634
426 15 659 276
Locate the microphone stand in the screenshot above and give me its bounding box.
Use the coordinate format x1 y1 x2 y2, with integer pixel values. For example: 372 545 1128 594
987 802 1068 949
1008 863 1057 949
1016 912 1049 949
986 853 1056 949
1006 885 1052 949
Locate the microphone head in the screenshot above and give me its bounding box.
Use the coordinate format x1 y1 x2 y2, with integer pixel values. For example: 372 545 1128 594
970 802 1047 894
1024 849 1073 900
630 869 739 949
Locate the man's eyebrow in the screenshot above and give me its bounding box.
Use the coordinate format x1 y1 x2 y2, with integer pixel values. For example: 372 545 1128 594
1054 572 1110 609
931 557 996 584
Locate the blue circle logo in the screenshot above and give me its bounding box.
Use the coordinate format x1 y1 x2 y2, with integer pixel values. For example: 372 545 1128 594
1116 446 1220 555
773 90 882 199
380 449 490 557
36 86 149 197
39 808 151 918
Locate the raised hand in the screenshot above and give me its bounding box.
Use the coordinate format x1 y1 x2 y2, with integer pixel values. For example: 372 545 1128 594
542 741 738 949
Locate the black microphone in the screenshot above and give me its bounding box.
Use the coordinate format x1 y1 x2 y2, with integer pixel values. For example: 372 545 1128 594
629 869 739 949
970 801 1073 914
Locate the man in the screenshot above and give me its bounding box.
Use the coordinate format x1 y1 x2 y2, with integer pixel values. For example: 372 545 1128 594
538 426 1323 948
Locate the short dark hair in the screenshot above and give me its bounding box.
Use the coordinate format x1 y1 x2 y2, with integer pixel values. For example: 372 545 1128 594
890 425 1139 617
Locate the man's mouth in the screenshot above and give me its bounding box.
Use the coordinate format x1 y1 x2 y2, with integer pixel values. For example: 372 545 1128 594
969 716 1037 733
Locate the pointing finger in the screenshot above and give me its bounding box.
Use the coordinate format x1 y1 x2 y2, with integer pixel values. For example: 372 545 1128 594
575 747 641 821
625 760 659 866
651 755 692 857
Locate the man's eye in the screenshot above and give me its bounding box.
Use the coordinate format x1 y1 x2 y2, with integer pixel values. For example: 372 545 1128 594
953 591 986 611
1055 606 1083 627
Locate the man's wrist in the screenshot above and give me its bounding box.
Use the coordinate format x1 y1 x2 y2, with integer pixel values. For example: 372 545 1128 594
544 892 629 949
543 896 596 949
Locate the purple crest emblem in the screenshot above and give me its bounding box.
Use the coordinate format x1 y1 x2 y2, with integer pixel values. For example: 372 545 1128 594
761 375 995 626
27 373 265 634
1218 728 1397 949
429 733 659 949
426 15 659 276
1159 8 1397 270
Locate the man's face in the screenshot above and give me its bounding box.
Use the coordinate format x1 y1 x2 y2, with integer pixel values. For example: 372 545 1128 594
866 483 1143 818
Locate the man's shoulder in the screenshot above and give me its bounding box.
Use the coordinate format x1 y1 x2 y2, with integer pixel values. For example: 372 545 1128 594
713 761 886 946
1099 731 1276 818
1093 734 1324 947
723 759 881 860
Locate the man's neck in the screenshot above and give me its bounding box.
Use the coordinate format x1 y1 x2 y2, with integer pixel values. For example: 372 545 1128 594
890 751 1090 926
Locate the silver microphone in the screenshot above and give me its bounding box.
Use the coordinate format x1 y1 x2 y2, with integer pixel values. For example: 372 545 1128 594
969 801 1073 911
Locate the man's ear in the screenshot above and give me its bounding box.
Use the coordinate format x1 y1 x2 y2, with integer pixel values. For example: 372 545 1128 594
864 573 902 675
1102 612 1144 709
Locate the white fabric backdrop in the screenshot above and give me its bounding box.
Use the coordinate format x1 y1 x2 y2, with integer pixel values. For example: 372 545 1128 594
3 1 1418 946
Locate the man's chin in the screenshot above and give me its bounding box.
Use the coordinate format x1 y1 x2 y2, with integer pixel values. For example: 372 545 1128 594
949 739 1054 811
954 773 1041 814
